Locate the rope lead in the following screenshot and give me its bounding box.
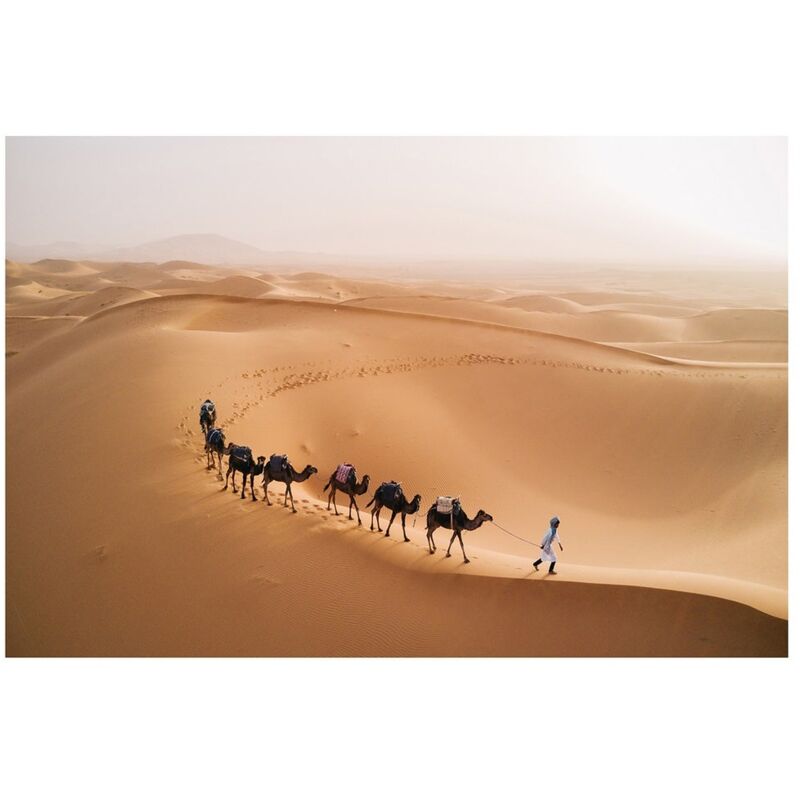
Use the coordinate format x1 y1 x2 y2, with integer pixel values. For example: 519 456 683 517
489 520 538 547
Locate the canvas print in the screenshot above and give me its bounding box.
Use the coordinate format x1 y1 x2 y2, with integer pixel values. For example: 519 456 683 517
5 137 787 656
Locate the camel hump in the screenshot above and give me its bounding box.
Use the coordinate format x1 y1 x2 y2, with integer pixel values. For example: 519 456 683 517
231 445 252 461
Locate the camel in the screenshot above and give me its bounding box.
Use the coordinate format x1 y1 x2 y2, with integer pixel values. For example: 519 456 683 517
204 427 233 477
199 399 217 435
223 446 266 500
366 482 421 542
323 465 371 525
261 455 318 512
426 502 493 563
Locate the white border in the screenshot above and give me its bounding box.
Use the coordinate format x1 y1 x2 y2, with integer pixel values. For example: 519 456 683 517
2 2 797 799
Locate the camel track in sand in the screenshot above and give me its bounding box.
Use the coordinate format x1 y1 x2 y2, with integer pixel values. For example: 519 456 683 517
176 348 781 449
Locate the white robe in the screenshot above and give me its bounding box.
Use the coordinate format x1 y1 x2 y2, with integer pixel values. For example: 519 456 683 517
540 528 560 562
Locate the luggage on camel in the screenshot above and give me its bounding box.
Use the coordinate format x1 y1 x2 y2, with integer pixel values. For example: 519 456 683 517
231 445 252 462
335 463 355 483
269 454 288 472
379 481 402 505
436 496 459 515
206 428 223 447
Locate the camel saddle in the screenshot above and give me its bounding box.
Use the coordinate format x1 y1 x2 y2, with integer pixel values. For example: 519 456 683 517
230 445 252 462
436 496 459 515
206 428 223 446
378 481 402 504
335 463 355 483
269 454 288 472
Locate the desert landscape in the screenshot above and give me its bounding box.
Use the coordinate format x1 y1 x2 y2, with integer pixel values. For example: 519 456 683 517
5 253 787 656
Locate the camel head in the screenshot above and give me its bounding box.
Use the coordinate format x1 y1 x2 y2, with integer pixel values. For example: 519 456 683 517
476 510 493 524
410 494 422 510
306 465 318 475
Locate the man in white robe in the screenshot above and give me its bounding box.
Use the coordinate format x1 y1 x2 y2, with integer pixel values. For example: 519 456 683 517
533 516 562 574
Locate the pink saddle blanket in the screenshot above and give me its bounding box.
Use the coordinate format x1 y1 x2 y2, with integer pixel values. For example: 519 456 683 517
335 463 354 483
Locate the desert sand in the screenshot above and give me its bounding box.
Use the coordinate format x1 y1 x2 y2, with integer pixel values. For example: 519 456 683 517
5 258 787 656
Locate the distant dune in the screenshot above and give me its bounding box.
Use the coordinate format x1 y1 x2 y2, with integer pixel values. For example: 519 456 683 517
29 258 100 276
6 259 787 656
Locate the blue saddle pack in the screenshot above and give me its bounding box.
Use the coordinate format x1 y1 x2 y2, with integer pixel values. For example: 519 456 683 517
231 446 252 462
379 481 402 505
269 454 288 472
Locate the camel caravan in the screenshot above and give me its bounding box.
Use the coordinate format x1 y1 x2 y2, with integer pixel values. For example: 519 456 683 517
200 400 493 563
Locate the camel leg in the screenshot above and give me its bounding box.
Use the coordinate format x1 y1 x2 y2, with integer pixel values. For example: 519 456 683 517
249 472 256 501
263 476 272 504
286 483 297 512
371 503 381 532
427 527 437 553
457 532 470 564
446 532 457 557
329 488 340 515
223 465 232 492
350 496 362 526
386 510 397 538
401 513 409 543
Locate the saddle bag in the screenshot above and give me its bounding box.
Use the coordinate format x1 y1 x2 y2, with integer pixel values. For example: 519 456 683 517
335 463 355 483
232 446 252 462
379 481 402 504
269 454 288 472
436 496 456 514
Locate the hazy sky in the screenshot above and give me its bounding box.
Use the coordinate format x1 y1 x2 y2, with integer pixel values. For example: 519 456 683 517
6 137 786 267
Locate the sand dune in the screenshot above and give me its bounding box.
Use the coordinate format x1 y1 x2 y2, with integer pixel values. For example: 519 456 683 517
345 294 787 361
6 316 82 355
7 285 158 318
605 340 789 363
187 275 277 298
5 262 787 656
6 281 77 302
28 258 100 276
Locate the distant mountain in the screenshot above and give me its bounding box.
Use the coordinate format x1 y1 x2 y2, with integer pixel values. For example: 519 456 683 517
6 234 290 267
89 234 277 266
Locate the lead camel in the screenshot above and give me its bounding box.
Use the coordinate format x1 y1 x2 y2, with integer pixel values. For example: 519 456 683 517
426 503 493 563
